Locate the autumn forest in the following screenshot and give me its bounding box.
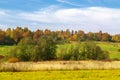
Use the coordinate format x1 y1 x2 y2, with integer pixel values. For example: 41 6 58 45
0 27 120 45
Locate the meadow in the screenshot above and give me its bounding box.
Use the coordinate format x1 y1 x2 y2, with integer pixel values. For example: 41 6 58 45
0 70 120 80
0 45 14 56
0 42 120 80
96 42 120 59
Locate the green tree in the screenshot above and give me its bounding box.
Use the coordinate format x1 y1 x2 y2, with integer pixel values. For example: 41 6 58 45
9 36 57 61
9 37 35 61
58 42 109 60
80 42 109 60
35 37 56 60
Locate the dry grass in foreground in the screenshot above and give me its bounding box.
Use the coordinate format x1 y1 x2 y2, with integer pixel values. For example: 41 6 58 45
1 61 120 71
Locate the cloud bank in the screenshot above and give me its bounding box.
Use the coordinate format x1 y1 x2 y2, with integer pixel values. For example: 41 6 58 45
19 7 120 23
0 6 120 34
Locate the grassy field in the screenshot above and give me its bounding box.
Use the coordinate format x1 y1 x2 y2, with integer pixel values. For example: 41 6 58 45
0 45 14 56
0 70 120 80
96 42 120 59
0 43 120 80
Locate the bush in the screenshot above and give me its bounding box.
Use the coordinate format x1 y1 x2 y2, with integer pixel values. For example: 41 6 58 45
31 37 57 61
112 58 120 61
58 42 109 60
0 55 4 60
9 37 57 61
118 49 120 52
58 44 82 60
81 42 109 60
9 38 35 61
8 57 19 63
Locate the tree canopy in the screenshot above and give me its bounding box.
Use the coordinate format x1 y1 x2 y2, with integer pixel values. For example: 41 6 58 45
0 27 119 45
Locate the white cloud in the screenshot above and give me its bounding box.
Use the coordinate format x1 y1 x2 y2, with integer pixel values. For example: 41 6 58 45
0 11 5 15
0 9 8 16
0 6 120 34
19 7 120 24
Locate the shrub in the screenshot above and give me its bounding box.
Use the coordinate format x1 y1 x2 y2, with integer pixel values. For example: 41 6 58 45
31 37 57 61
8 57 19 63
0 55 4 60
58 42 109 60
112 58 120 61
118 49 120 52
80 42 109 60
9 38 35 61
58 44 82 60
9 37 57 61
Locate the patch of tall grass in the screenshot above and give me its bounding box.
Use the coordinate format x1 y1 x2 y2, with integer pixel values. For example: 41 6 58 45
1 61 120 72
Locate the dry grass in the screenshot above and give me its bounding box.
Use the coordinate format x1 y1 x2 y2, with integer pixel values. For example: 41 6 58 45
1 61 120 71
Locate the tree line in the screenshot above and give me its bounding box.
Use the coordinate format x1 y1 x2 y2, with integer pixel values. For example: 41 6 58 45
0 27 109 62
0 27 119 45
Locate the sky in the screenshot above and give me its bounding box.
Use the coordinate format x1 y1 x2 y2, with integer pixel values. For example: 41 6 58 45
0 0 120 34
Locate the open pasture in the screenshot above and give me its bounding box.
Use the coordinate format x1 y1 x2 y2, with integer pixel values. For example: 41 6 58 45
97 42 120 59
0 45 14 56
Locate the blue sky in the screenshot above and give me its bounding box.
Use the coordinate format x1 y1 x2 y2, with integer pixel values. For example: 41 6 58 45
0 0 120 34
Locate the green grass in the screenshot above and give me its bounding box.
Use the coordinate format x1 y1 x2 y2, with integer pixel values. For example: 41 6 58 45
0 70 120 80
96 42 120 59
0 45 14 56
0 43 120 79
